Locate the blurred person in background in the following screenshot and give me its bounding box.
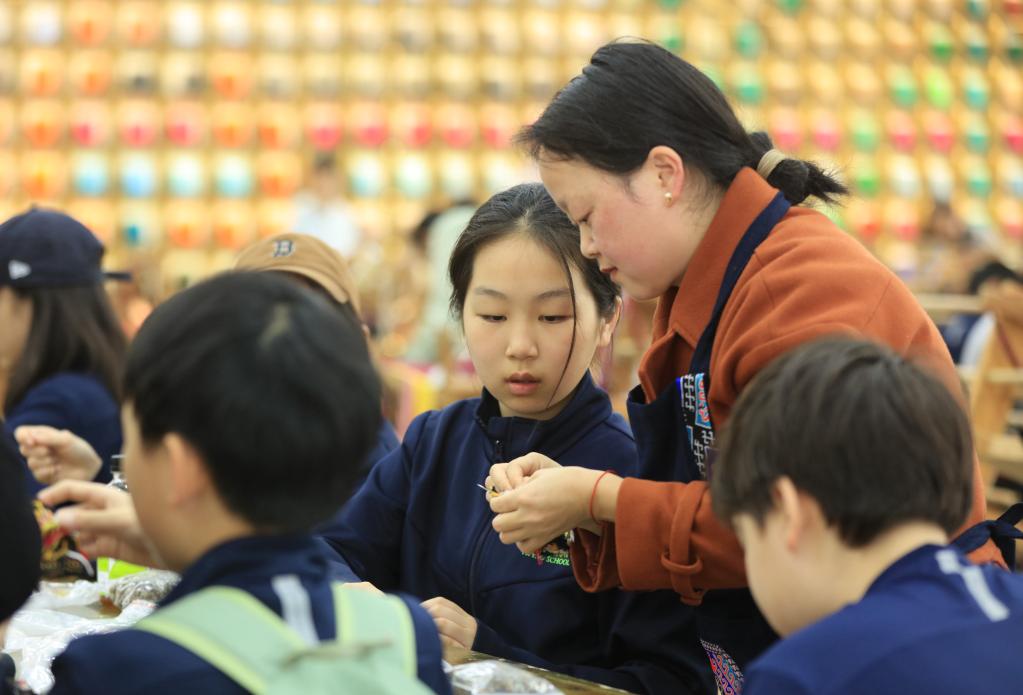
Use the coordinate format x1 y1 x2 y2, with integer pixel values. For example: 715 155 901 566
1 208 126 493
292 152 363 260
913 201 995 295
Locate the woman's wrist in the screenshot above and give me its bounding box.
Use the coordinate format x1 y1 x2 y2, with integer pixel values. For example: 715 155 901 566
575 469 621 526
592 473 622 524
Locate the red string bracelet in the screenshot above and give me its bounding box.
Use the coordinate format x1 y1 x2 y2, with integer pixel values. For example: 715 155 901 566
589 470 616 525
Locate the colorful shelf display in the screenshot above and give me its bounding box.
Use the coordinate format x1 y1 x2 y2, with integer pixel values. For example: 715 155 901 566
0 0 1019 286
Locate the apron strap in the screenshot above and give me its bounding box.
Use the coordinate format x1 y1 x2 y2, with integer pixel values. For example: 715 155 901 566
952 502 1023 571
689 192 791 377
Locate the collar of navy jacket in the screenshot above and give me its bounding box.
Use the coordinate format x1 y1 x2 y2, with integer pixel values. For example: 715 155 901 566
473 372 629 464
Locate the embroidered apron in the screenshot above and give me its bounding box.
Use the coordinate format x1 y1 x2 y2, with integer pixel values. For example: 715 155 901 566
626 192 790 694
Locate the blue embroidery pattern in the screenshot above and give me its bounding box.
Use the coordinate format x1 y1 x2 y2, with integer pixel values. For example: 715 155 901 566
679 374 715 478
701 639 744 695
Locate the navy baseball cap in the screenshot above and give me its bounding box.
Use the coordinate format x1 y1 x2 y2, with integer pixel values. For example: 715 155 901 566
0 207 129 288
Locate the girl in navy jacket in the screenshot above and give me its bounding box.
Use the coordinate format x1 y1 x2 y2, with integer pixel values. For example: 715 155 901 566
320 184 713 695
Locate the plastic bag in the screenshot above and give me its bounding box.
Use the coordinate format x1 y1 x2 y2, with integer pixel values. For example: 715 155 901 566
104 570 179 610
3 575 175 694
449 660 564 695
7 600 155 693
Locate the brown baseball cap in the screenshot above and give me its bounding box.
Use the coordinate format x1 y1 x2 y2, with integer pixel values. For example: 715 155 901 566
235 233 361 316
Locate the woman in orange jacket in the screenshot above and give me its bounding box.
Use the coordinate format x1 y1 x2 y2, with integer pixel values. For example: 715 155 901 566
486 40 1000 695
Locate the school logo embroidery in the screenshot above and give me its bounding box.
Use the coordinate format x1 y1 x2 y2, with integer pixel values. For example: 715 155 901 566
271 239 295 258
679 373 715 478
701 639 744 695
519 534 572 567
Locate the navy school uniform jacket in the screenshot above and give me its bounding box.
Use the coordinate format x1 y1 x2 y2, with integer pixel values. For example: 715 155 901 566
744 544 1023 695
362 419 399 482
49 535 451 695
320 374 716 695
4 373 121 494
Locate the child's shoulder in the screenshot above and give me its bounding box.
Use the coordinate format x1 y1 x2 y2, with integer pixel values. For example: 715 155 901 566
755 558 1023 694
13 372 114 413
52 627 240 694
404 397 482 441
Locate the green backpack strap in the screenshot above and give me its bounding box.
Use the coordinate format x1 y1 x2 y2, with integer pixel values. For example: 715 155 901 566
134 583 422 694
330 584 418 678
136 586 304 694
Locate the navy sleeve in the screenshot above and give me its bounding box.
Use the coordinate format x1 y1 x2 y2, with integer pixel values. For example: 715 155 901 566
318 413 428 589
5 376 119 493
397 594 453 695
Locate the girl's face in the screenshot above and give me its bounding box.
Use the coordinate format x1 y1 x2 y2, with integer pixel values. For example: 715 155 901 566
538 155 704 302
0 287 32 371
462 233 616 421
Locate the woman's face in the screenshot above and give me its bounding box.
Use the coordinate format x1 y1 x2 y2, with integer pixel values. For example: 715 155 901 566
462 233 616 421
0 287 32 371
538 155 706 301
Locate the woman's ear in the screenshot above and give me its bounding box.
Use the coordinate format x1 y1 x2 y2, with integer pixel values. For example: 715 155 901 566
597 297 623 348
647 146 686 203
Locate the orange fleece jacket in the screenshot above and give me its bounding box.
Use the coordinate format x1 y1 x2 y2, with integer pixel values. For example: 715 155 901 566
571 168 1000 605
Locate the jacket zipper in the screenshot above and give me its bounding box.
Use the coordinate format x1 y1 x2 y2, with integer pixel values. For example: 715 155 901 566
467 438 502 616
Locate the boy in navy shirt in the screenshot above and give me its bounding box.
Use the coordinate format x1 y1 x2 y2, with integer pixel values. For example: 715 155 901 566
40 273 449 695
711 337 1023 695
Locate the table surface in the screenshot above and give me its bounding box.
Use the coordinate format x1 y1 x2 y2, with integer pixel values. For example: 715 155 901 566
444 645 637 695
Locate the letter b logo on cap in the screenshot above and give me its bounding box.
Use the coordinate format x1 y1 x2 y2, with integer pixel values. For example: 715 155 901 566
271 239 294 258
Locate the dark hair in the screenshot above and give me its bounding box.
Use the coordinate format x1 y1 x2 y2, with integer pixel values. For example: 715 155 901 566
124 272 381 532
5 285 126 413
449 183 620 401
518 40 847 207
312 152 337 174
711 337 974 546
967 260 1021 296
0 435 41 622
410 210 441 252
271 270 363 329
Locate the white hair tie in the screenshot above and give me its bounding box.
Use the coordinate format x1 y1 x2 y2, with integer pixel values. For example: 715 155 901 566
756 149 787 180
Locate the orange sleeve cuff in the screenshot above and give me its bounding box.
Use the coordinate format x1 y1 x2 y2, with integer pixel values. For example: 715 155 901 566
614 478 748 604
569 523 620 592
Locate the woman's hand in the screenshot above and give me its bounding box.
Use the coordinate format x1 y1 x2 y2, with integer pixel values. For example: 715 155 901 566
485 452 561 492
16 426 103 485
421 597 477 650
37 481 161 568
489 466 601 553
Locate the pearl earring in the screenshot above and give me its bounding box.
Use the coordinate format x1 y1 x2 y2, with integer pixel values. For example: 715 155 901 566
664 191 673 204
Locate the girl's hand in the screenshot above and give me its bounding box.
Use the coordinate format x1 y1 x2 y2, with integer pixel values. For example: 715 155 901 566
37 480 161 568
485 452 560 492
16 426 103 485
421 597 477 650
489 466 600 553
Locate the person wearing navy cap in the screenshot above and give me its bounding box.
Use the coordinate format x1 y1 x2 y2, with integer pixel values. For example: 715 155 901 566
0 207 127 494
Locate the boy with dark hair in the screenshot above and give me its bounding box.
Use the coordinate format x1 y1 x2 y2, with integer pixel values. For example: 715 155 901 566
711 337 1023 695
41 272 449 694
